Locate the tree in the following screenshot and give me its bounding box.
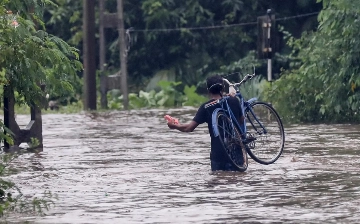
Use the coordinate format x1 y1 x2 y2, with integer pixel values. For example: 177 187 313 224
1 0 82 106
0 0 82 217
44 0 321 94
264 0 360 123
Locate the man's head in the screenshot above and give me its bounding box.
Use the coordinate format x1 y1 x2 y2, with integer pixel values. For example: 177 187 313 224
206 75 224 95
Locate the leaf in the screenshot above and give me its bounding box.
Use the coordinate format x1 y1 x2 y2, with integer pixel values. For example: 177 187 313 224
182 85 207 106
319 107 326 115
157 94 169 107
334 105 341 113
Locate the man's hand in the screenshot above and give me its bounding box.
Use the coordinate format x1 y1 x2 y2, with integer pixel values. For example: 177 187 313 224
166 120 199 132
164 115 179 124
167 121 179 129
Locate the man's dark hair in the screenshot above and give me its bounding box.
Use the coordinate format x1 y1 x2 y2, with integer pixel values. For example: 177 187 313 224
206 75 224 95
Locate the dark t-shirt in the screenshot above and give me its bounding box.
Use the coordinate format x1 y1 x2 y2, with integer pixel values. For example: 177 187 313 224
193 96 243 163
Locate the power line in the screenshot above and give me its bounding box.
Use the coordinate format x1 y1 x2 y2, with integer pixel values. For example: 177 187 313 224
129 11 320 33
276 12 319 21
131 21 258 32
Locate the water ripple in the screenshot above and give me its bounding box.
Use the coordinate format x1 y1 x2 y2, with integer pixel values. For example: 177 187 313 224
7 109 360 224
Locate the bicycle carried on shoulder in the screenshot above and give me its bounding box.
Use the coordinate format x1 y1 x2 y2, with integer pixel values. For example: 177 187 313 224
211 71 285 171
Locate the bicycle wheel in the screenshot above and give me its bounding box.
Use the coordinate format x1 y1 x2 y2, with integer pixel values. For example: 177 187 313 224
245 102 285 165
215 111 248 171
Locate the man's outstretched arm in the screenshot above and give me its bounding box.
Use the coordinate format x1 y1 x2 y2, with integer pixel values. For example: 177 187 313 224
167 120 199 132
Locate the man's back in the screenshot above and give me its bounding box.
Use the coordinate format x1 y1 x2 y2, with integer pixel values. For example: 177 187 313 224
193 96 243 137
192 96 244 169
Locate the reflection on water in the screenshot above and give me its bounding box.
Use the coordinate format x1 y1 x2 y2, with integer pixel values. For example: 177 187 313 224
8 108 360 223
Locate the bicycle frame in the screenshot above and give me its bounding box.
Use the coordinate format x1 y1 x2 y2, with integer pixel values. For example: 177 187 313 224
209 71 285 165
211 95 245 139
211 76 268 139
243 99 268 135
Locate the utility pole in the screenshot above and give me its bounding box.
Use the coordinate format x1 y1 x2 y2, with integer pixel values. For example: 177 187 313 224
117 0 129 110
99 0 106 73
99 0 108 109
83 0 97 110
257 9 277 82
266 9 272 82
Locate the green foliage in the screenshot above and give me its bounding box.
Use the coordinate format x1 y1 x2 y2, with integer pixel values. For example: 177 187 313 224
108 80 207 109
238 75 266 101
156 80 183 107
128 80 182 109
29 138 40 148
0 0 82 108
129 91 156 108
43 0 320 97
128 0 258 85
0 0 80 218
218 51 262 75
123 0 318 88
108 76 265 110
263 0 360 123
182 85 207 106
45 0 83 46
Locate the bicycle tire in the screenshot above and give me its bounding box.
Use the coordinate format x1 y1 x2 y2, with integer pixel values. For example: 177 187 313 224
215 110 248 171
245 102 285 165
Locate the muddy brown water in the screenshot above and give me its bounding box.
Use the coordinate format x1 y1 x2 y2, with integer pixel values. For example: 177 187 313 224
7 108 360 223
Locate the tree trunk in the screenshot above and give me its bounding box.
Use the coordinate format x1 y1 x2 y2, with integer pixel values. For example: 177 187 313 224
117 0 129 110
83 0 97 110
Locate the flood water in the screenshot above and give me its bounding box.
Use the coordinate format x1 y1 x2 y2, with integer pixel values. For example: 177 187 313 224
7 108 360 223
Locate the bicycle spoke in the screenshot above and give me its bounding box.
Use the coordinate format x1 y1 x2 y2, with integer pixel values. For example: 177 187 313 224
216 112 248 170
245 102 285 164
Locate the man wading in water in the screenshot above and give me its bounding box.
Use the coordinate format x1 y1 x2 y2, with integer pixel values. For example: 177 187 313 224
166 75 246 172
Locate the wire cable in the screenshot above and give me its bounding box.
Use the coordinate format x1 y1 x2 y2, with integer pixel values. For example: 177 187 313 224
131 21 258 32
129 11 320 33
275 12 319 21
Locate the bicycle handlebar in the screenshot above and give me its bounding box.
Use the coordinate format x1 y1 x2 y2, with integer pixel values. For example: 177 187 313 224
222 66 256 90
223 72 256 91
